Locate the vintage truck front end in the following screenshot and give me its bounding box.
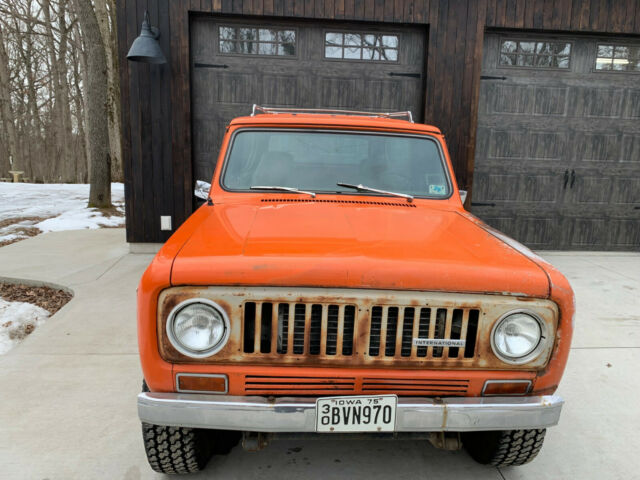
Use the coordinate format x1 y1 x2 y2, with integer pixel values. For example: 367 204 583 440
136 111 574 474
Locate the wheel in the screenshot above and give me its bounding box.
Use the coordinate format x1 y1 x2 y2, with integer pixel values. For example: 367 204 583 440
462 429 547 466
142 422 215 474
140 380 241 474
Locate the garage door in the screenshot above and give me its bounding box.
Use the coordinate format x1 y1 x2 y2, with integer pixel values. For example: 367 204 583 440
191 17 426 182
472 33 640 251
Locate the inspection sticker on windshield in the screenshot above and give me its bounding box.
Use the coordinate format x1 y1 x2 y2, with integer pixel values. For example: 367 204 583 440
316 395 397 433
412 338 466 347
429 184 446 195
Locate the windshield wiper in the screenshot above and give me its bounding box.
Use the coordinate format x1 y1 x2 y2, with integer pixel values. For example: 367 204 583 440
250 185 316 198
336 182 413 203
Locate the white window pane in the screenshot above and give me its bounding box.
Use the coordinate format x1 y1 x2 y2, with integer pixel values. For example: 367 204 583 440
238 28 257 41
219 40 235 53
614 46 629 59
384 48 398 61
345 34 361 46
239 40 256 54
597 45 613 58
279 30 296 43
325 32 342 45
500 53 516 66
363 34 375 45
595 58 612 70
325 46 342 58
219 27 236 41
519 42 535 53
279 42 295 56
259 29 276 42
536 42 551 54
501 41 517 53
382 35 398 48
536 54 552 67
344 46 361 59
517 54 534 66
258 43 277 55
363 48 380 60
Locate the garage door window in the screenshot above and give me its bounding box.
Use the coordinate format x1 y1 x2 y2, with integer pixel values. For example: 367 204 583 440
325 32 399 62
595 44 640 72
219 26 296 56
499 40 571 69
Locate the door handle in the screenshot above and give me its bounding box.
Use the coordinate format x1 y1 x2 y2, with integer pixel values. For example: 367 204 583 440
570 169 576 188
563 170 569 189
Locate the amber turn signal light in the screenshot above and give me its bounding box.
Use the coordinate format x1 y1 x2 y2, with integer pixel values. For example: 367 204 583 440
177 374 228 393
482 380 532 396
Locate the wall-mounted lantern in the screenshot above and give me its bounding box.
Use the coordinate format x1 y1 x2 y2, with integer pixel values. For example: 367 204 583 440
126 11 166 64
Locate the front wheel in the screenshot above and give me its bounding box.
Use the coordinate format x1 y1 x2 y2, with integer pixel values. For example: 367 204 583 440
142 422 215 474
462 429 547 466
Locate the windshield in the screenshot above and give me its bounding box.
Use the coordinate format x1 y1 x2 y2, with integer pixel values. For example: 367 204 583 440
222 130 451 198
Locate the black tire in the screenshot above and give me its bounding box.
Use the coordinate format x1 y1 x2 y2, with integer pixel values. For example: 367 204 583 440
462 429 547 467
140 380 241 474
142 422 215 474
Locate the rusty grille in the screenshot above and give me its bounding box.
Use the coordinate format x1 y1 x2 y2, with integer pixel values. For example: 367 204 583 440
243 302 358 356
158 286 558 370
244 375 356 394
242 375 469 395
242 301 479 361
367 306 480 360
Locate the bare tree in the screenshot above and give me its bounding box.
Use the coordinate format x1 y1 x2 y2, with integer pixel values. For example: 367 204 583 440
0 0 118 207
0 24 19 175
70 0 110 207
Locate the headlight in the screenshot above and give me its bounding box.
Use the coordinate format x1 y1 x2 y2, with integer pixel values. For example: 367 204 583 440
491 310 546 364
166 299 230 358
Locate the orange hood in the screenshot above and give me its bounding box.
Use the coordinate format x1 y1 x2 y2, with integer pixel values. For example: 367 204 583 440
170 201 550 297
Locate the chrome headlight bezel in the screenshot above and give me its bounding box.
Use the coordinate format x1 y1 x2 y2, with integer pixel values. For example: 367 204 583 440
490 309 548 365
166 298 230 358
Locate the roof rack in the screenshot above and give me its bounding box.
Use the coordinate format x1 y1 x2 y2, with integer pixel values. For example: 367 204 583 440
251 105 414 123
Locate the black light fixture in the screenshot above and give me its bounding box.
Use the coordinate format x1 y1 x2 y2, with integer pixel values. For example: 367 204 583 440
127 11 166 64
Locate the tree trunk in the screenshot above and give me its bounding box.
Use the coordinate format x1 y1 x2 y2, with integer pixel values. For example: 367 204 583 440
0 25 19 174
71 0 111 207
94 0 123 183
70 20 88 183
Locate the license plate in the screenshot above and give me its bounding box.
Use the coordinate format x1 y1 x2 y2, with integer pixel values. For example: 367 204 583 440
315 395 397 433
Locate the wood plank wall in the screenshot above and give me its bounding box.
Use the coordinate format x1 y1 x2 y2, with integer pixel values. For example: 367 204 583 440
118 0 640 243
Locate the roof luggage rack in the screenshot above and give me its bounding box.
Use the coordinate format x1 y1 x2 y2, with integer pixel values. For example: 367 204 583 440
251 105 414 123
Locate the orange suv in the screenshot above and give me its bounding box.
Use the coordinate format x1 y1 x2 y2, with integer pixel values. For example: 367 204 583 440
137 106 574 474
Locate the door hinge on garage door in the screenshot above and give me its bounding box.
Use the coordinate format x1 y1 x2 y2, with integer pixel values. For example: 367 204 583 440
388 72 421 78
194 63 229 69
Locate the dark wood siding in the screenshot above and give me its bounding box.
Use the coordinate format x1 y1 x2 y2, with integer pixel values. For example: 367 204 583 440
118 0 640 243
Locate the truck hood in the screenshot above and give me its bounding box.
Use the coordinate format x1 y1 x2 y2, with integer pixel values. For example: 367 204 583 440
171 202 549 296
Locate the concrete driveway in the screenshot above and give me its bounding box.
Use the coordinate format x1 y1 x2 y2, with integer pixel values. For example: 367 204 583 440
0 229 638 479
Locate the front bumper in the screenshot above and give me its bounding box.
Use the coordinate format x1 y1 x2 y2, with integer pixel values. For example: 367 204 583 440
138 393 563 432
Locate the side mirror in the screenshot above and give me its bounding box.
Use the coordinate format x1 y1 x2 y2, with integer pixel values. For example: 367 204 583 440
194 180 211 200
459 190 467 204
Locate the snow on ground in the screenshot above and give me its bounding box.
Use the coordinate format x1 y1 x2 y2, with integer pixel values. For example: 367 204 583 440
0 299 50 355
0 183 125 245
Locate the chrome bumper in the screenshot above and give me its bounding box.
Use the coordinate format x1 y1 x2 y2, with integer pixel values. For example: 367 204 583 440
138 393 563 432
